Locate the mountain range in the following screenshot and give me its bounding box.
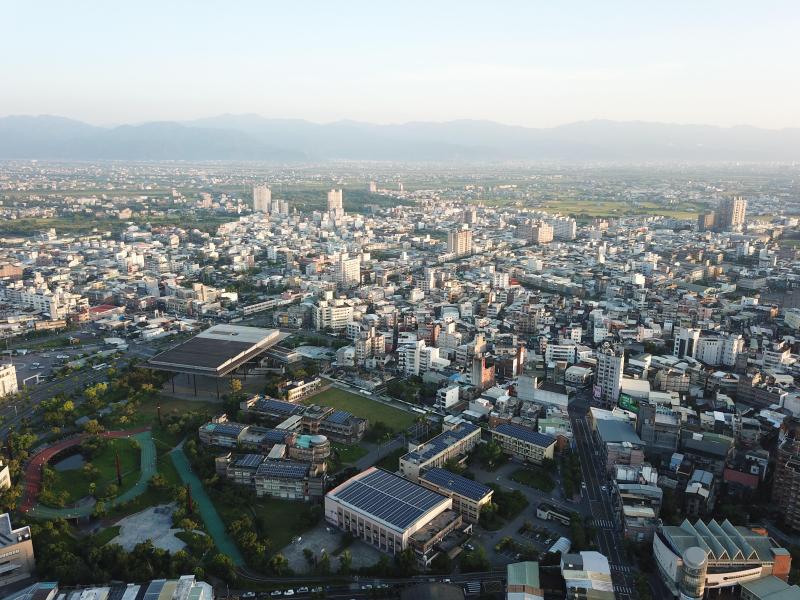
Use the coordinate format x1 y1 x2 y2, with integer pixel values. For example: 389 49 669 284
1 114 798 162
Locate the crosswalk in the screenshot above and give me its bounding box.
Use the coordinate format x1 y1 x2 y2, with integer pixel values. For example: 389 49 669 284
463 581 481 595
611 564 634 573
614 585 633 594
593 518 615 528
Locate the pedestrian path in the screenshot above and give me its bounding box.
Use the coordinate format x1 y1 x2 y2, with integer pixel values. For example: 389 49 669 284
614 585 633 594
169 441 244 566
25 429 156 519
593 518 615 528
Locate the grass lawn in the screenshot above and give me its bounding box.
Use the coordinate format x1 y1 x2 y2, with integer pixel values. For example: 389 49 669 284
91 525 121 546
134 397 218 431
303 387 415 432
210 490 318 551
331 443 368 465
374 447 405 472
46 438 140 505
510 467 556 492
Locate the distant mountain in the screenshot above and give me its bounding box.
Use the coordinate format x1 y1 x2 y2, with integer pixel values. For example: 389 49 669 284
1 114 799 161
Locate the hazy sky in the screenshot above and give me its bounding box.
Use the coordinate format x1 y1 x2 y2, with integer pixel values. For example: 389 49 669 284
3 1 799 128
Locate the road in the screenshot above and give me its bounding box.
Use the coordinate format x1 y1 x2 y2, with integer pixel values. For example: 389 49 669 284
569 392 639 600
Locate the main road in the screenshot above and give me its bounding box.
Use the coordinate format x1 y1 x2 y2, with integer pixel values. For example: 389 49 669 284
568 392 639 600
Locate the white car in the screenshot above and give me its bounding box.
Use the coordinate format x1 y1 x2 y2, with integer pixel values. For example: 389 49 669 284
283 591 294 597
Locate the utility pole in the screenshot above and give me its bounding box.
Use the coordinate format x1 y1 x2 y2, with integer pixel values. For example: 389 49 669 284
115 451 122 486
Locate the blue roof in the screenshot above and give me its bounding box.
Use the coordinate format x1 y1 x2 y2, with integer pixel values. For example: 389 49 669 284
330 468 449 531
205 422 246 437
253 397 303 416
326 410 353 425
235 454 265 468
494 423 556 447
255 460 309 480
263 429 289 445
421 467 492 501
403 422 480 465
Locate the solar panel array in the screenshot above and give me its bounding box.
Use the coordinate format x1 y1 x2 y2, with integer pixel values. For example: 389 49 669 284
332 468 448 531
211 422 246 437
404 422 479 464
236 454 265 468
421 467 492 501
494 422 556 447
326 410 353 425
256 460 309 480
263 428 289 445
254 397 304 416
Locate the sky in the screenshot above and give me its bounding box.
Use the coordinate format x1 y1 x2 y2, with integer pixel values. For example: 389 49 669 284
3 1 800 128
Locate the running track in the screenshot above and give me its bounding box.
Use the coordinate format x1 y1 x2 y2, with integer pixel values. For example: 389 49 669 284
19 427 150 513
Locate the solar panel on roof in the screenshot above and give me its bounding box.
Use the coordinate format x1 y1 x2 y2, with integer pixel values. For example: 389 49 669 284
256 460 308 479
495 422 556 447
421 467 492 501
254 398 303 415
213 423 245 436
331 469 448 531
263 429 288 444
326 410 352 425
235 454 265 468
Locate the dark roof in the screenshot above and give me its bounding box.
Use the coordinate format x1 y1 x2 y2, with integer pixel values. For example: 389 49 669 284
329 468 449 531
252 397 304 416
493 422 556 447
255 460 309 480
402 422 480 465
235 454 265 468
420 467 492 501
149 337 254 374
326 410 353 425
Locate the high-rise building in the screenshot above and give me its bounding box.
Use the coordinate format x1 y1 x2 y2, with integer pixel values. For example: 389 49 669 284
336 253 361 287
447 227 473 257
697 212 716 231
518 219 554 244
716 196 747 231
673 327 701 359
773 417 800 530
327 189 344 219
595 342 624 405
253 184 271 212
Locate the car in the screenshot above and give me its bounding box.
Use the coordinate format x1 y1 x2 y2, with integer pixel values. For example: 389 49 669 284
56 354 69 359
270 592 282 597
311 588 322 594
601 485 608 492
296 588 308 594
241 593 256 599
361 584 372 590
31 362 41 368
283 591 294 597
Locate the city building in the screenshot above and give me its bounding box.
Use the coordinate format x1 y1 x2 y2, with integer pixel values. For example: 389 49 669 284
772 417 800 530
506 561 544 600
336 253 361 287
447 227 473 257
716 195 747 231
419 467 493 524
0 363 18 398
560 551 615 599
324 467 464 566
253 184 271 213
491 423 556 465
327 188 344 219
0 513 35 587
653 519 791 597
400 421 481 482
595 343 624 405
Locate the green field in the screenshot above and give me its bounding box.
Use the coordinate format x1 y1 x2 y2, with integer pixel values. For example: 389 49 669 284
331 443 368 464
45 438 140 505
210 489 318 551
540 199 698 220
303 387 415 432
374 447 405 472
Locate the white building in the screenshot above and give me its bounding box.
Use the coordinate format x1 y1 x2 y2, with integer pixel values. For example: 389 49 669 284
312 299 353 332
435 384 461 412
336 253 361 287
673 327 701 359
0 364 18 398
253 184 272 212
447 227 473 257
596 343 624 405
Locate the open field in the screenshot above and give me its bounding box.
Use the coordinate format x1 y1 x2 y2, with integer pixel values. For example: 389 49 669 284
539 199 699 220
303 387 415 432
46 438 140 505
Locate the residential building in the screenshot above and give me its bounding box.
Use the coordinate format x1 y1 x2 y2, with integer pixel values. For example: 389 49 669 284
253 184 271 212
561 551 615 600
595 343 624 405
772 417 800 530
447 227 473 257
0 364 17 398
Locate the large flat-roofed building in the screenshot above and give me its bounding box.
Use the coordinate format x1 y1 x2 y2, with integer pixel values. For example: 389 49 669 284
148 325 287 394
653 519 792 598
325 467 462 565
400 422 481 482
740 576 800 600
419 467 493 524
507 561 544 600
0 513 35 587
491 423 556 465
560 551 614 599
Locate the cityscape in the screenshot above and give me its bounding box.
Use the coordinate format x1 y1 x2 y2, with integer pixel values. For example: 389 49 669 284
2 2 800 600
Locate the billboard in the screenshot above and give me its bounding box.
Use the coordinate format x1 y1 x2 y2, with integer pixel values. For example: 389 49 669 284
618 392 639 413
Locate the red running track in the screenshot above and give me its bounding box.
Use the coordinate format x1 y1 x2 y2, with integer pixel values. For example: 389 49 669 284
19 427 150 513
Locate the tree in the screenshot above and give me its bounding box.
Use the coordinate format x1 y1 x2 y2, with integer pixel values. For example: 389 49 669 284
208 553 237 584
460 545 490 572
396 547 417 575
269 553 290 576
316 552 331 575
338 550 352 575
303 547 316 568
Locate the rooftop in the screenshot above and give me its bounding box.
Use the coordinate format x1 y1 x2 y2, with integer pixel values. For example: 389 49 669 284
493 422 557 447
420 467 493 501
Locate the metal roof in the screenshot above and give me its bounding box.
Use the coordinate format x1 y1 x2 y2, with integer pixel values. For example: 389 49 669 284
493 422 556 447
328 468 449 532
255 460 309 480
402 422 480 465
420 467 492 501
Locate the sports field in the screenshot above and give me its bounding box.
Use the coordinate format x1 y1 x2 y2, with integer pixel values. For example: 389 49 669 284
303 387 415 432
